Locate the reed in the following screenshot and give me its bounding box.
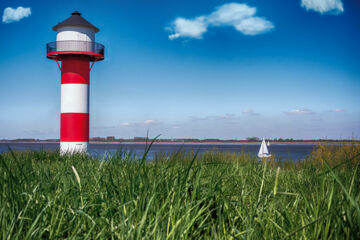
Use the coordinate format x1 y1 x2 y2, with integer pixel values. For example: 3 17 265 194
0 144 359 239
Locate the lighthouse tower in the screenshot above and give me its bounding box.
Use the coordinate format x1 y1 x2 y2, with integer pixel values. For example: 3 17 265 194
47 11 104 154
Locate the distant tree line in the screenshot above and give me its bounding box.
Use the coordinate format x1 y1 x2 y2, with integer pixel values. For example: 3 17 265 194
1 137 359 143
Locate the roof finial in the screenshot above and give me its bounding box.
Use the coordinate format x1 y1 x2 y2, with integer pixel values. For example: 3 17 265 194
72 11 81 16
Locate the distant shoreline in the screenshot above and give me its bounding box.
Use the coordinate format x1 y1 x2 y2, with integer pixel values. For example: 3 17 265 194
1 140 359 144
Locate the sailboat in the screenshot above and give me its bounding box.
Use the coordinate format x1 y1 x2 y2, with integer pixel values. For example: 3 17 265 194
258 138 271 158
267 141 270 147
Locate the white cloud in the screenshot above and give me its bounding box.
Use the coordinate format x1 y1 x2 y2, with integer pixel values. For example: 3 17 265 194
2 7 31 23
168 16 208 40
190 114 238 121
215 114 236 120
242 109 260 116
301 0 344 14
233 17 274 36
119 120 161 127
207 3 256 24
285 109 315 115
144 120 156 125
167 3 274 40
331 108 344 112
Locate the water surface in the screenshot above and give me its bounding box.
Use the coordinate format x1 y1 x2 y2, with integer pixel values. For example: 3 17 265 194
0 142 319 160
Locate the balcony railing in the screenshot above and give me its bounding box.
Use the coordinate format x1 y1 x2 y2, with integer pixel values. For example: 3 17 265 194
46 41 104 60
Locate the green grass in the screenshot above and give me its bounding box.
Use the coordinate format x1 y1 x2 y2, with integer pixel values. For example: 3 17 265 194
0 145 359 239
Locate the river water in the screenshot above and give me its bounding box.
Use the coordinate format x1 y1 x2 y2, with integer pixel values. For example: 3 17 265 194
0 142 320 160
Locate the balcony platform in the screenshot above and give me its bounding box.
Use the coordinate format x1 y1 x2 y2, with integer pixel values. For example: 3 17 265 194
47 41 104 62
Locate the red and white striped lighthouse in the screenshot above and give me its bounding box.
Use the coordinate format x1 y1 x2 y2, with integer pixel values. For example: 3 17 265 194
47 11 104 154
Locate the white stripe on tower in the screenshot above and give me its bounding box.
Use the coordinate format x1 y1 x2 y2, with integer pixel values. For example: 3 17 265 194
61 84 89 113
60 142 88 153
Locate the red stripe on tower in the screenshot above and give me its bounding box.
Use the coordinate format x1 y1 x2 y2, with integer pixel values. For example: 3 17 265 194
61 113 89 142
61 55 90 84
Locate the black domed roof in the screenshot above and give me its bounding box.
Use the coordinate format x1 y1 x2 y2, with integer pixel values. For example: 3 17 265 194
52 11 99 33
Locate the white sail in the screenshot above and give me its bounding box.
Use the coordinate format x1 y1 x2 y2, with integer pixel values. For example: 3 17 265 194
263 139 269 154
258 138 271 158
267 141 270 147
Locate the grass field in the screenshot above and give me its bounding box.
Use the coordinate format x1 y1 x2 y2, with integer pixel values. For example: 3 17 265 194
0 143 359 239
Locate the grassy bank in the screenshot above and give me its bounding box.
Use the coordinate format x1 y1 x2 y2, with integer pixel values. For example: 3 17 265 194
1 144 359 239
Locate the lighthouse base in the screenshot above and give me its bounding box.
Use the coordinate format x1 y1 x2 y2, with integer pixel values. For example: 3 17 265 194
60 142 88 155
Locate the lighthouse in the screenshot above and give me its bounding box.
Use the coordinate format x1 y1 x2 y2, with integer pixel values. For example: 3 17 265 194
47 11 104 154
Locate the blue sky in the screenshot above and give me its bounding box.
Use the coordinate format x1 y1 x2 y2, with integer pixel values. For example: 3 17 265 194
0 0 359 140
